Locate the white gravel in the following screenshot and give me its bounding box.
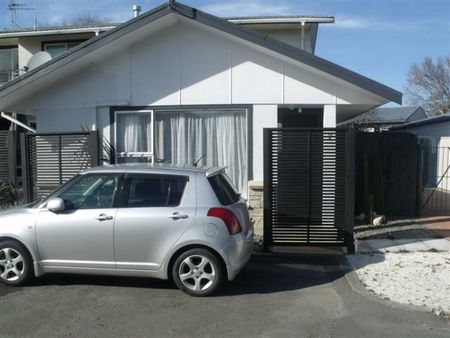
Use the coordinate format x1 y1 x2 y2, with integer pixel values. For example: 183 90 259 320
347 252 450 316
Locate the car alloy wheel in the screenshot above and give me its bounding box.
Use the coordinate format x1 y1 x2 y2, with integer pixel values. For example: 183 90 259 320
172 248 223 296
179 255 216 292
0 248 25 282
0 241 31 286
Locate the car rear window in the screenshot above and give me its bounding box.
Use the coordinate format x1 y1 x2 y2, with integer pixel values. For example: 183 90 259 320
208 173 240 205
126 175 187 207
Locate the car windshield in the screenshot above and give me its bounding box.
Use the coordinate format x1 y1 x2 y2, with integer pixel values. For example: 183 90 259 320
30 175 81 209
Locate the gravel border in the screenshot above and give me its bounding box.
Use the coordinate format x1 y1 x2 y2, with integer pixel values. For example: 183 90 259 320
347 252 450 318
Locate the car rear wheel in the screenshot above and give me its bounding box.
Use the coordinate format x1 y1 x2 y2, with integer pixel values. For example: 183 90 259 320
172 248 224 296
0 241 32 286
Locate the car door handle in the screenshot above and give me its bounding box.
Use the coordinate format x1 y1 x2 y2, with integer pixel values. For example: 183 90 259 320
168 213 188 220
95 214 113 221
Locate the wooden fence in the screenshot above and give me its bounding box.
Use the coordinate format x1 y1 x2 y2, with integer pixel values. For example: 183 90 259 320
355 132 420 218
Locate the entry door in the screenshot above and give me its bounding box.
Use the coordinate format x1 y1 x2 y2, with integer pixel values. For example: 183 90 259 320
36 174 120 269
114 174 194 270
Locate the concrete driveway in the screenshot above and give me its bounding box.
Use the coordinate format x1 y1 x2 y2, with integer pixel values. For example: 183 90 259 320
0 253 448 337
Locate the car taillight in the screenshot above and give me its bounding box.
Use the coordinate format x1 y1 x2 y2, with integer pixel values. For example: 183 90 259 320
207 208 242 235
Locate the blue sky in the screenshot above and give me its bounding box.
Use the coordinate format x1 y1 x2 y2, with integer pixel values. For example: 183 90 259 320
1 0 449 101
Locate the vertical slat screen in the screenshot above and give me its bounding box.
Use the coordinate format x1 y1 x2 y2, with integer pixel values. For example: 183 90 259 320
25 132 97 201
0 131 10 180
265 128 353 248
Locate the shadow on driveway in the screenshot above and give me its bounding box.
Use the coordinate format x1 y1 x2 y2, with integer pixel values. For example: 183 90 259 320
5 253 363 297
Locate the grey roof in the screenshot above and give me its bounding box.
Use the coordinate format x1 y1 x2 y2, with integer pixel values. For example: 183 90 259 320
0 1 402 104
342 106 422 125
391 113 450 130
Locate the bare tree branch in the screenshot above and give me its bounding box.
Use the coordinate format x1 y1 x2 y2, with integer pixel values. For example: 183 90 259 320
404 56 450 116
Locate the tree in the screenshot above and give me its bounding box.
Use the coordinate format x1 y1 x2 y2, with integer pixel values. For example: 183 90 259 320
69 13 111 26
404 56 450 116
39 13 111 28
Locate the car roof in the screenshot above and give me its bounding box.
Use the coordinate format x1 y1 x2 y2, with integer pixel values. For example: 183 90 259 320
80 163 226 176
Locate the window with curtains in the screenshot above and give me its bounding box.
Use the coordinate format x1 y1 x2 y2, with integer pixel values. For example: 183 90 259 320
114 109 247 194
115 111 154 163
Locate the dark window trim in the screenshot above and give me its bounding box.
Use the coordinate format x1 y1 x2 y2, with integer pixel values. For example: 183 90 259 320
119 173 189 208
108 104 253 181
41 39 89 52
0 45 18 50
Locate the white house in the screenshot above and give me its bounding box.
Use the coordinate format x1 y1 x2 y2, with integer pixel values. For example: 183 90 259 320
0 1 402 221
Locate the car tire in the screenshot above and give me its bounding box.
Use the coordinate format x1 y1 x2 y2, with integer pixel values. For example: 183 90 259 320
0 241 32 286
172 248 224 297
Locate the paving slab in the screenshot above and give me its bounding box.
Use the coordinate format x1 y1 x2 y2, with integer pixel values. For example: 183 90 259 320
420 238 450 251
393 239 435 252
364 239 401 253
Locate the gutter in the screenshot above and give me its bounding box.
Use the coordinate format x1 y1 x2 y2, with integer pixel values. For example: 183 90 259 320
1 112 36 133
227 17 335 24
0 26 116 38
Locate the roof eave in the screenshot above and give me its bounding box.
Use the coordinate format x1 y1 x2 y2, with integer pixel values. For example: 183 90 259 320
0 1 402 105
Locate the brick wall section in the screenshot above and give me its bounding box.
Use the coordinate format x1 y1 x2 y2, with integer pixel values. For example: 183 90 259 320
248 180 264 235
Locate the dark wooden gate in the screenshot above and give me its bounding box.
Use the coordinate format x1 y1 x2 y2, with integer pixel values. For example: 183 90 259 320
21 131 99 203
263 128 355 253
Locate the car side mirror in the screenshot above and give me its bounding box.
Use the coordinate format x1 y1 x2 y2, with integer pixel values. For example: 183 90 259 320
47 198 65 213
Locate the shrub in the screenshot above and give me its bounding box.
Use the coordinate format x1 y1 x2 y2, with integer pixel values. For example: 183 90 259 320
0 179 19 209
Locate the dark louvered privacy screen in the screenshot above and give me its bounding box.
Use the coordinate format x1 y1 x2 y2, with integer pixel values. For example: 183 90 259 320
22 132 99 202
0 131 11 181
263 128 355 252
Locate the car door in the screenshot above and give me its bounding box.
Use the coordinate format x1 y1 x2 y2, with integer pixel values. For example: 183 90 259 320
35 173 121 270
114 173 195 271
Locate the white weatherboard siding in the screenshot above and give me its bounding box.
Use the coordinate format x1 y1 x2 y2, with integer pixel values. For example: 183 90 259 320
18 19 387 116
323 105 337 128
10 17 389 182
252 105 278 181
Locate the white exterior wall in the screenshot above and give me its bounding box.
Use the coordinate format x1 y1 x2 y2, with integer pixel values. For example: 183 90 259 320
252 105 278 181
14 18 386 182
323 105 337 127
17 33 95 68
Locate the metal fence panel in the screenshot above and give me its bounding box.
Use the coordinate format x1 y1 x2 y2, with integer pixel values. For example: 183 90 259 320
22 131 99 202
0 131 9 180
264 128 354 252
421 137 450 215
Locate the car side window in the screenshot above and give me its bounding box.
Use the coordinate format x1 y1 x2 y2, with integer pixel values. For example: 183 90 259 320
57 174 119 210
126 175 187 207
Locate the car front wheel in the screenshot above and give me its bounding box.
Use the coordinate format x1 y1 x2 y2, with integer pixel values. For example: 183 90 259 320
172 248 224 296
0 241 32 286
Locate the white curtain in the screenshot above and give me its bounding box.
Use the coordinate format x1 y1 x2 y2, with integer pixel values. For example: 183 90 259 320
116 113 152 153
155 111 247 194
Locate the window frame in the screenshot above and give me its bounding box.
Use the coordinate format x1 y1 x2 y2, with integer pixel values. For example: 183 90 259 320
120 173 189 208
109 105 252 197
43 173 125 210
114 110 155 163
0 45 19 83
41 39 87 57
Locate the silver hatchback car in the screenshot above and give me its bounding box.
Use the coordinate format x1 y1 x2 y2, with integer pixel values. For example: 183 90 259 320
0 164 253 296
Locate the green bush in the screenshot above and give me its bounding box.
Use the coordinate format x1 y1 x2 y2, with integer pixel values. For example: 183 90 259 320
0 179 19 209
